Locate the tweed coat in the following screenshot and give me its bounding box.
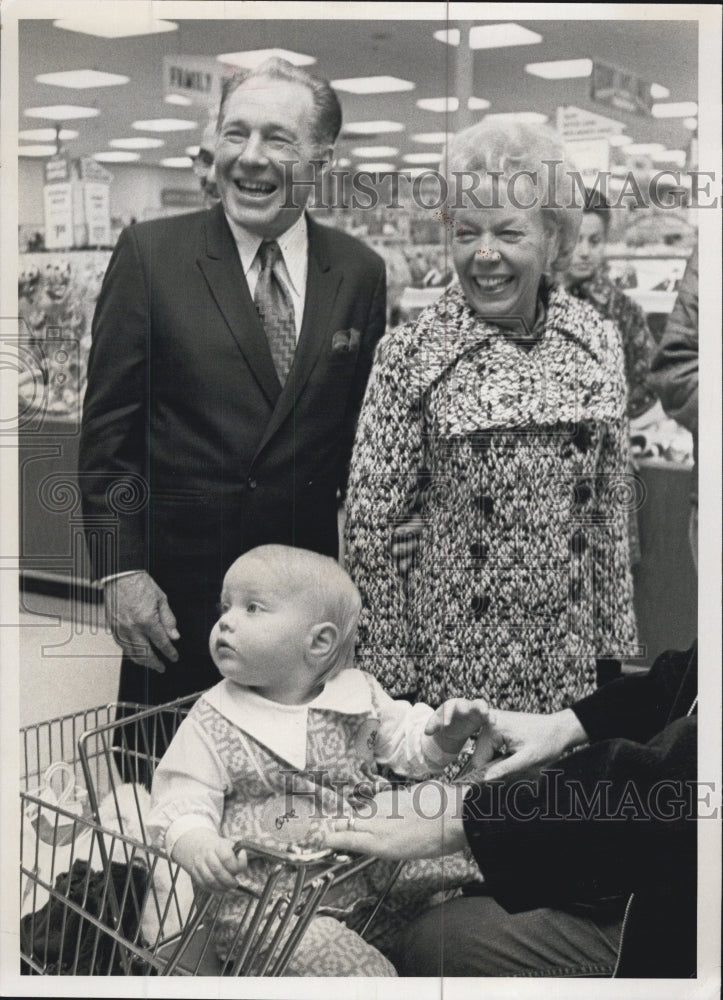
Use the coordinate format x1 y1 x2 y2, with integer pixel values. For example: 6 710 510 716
345 282 639 711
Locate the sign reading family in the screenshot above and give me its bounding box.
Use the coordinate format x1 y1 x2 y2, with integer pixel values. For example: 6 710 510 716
163 55 222 107
590 61 653 116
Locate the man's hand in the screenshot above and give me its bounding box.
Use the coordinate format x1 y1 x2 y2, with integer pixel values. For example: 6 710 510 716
104 571 179 673
391 514 424 574
171 828 247 892
458 707 589 782
424 697 495 756
322 784 468 860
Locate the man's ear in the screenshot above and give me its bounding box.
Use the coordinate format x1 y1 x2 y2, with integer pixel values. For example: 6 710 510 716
306 621 339 666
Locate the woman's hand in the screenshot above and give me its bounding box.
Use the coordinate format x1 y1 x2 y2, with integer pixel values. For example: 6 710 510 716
391 514 424 574
322 783 468 860
171 828 248 892
458 707 589 782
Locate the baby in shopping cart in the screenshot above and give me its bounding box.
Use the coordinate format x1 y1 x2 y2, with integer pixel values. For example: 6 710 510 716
147 544 485 976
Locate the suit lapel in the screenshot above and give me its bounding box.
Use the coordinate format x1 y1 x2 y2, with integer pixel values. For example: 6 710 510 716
254 217 342 456
196 203 281 407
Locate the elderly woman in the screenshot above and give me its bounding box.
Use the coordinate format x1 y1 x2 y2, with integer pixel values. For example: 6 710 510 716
344 121 638 713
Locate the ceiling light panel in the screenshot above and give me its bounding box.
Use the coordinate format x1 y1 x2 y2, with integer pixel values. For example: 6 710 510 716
434 28 461 45
417 97 490 112
19 128 78 141
218 49 316 68
652 102 698 118
650 83 671 99
132 119 198 132
350 146 399 157
343 121 405 135
402 152 443 164
24 105 100 120
353 162 397 172
53 17 177 39
93 151 140 162
110 137 165 149
469 23 543 49
332 76 414 94
412 132 449 144
160 157 194 168
35 70 130 88
525 59 592 79
165 94 193 106
19 145 58 157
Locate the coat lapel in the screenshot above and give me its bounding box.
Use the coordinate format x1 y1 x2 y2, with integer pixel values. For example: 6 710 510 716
254 217 342 456
196 203 281 407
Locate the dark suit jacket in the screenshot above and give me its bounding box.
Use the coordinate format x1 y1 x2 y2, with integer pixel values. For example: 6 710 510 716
463 645 698 978
78 204 385 697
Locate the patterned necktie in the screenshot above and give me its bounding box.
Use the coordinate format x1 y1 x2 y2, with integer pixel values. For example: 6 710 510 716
253 240 297 385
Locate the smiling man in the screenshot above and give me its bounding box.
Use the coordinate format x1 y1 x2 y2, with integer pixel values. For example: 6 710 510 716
79 58 386 709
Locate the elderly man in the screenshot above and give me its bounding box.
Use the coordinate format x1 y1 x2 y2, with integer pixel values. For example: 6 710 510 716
79 59 386 707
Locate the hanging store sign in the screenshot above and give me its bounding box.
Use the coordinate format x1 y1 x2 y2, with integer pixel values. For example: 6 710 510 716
163 55 222 107
43 183 74 249
590 61 653 116
556 105 625 141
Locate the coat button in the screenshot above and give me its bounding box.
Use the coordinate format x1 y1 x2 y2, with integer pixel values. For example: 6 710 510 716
248 478 257 490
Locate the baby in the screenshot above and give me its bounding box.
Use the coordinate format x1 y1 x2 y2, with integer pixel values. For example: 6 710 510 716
148 544 484 977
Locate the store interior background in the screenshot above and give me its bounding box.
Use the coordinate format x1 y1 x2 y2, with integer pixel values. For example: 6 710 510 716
16 15 700 728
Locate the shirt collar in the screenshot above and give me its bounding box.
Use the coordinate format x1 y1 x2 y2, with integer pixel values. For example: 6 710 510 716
200 669 373 769
225 211 308 296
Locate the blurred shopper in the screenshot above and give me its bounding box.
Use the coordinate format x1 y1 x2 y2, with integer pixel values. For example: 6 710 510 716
345 122 637 713
565 189 657 421
649 243 699 566
193 119 220 207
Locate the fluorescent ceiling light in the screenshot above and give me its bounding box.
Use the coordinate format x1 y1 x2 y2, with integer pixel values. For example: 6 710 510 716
434 28 461 45
351 146 399 157
218 49 315 69
53 17 177 39
165 94 193 106
434 23 543 49
525 59 592 79
650 83 671 99
470 23 542 49
353 162 397 173
336 157 351 167
35 70 129 88
683 117 697 130
186 146 200 157
160 157 194 168
625 143 665 155
402 152 443 164
652 102 698 118
485 112 548 124
93 151 140 163
132 119 198 132
412 132 449 144
343 121 405 134
332 76 414 94
19 145 58 157
608 134 633 147
110 137 165 149
417 97 489 112
19 128 78 141
24 105 100 120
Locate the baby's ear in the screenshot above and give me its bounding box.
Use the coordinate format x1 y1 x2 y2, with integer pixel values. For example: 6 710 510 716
306 622 339 665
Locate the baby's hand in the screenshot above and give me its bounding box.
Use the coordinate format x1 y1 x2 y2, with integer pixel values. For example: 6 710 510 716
171 828 248 892
425 698 493 755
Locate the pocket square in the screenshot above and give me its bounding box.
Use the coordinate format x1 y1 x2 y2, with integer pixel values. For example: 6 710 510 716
331 328 361 353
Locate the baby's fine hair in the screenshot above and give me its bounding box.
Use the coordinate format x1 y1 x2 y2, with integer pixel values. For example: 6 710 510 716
244 544 362 677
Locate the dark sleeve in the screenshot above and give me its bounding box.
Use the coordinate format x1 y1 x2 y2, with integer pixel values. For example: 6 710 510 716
648 246 698 436
78 225 149 578
338 259 387 498
462 715 696 912
573 644 696 744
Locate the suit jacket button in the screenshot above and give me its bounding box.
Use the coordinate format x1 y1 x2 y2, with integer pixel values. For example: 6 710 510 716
248 478 257 490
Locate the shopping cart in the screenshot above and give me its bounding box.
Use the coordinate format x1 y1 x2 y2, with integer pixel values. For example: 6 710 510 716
20 698 402 976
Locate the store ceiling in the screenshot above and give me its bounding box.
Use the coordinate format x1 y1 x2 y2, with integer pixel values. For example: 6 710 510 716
16 15 699 170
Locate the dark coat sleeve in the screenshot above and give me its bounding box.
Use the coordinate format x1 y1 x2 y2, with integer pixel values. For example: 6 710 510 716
461 645 697 913
648 246 698 437
78 225 150 578
462 713 696 912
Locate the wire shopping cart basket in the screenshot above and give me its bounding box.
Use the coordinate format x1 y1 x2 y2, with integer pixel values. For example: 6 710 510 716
19 697 401 977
